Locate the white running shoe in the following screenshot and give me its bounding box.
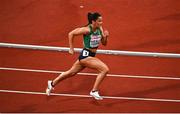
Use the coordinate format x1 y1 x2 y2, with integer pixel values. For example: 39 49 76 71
46 80 54 96
90 91 103 100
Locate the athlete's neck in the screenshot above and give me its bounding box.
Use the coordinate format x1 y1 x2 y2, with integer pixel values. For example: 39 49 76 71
91 24 98 32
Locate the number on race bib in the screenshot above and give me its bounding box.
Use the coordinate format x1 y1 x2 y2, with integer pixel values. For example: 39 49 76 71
82 50 89 56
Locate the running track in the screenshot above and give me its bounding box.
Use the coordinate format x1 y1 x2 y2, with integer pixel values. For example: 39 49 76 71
0 0 180 113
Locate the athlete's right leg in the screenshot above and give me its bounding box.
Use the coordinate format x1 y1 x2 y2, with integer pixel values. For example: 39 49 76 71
79 57 109 100
46 60 85 95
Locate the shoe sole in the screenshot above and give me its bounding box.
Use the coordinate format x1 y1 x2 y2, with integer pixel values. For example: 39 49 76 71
46 88 50 96
90 93 103 100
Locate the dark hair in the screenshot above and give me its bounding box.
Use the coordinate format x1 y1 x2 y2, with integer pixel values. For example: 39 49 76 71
87 12 101 25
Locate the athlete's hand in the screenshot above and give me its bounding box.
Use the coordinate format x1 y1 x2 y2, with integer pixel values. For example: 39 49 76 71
69 48 74 55
104 30 109 38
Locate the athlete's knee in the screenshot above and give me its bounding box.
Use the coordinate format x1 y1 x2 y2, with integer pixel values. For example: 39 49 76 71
62 70 76 77
105 67 109 74
101 66 109 74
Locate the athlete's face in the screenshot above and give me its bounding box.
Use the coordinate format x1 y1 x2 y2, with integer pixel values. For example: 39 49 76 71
93 16 103 27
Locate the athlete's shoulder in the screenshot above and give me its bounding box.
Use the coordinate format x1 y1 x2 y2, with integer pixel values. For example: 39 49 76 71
81 26 90 35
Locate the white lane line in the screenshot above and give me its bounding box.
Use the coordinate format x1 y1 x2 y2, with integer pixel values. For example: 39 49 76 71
1 67 180 80
0 89 180 103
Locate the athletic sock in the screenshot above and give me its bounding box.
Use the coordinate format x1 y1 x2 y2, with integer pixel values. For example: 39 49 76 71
92 90 97 92
51 81 54 87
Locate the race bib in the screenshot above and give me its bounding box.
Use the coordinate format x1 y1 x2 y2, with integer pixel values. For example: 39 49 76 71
82 50 89 56
90 35 101 48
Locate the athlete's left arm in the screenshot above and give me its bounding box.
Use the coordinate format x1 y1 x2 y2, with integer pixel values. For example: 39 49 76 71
100 26 109 46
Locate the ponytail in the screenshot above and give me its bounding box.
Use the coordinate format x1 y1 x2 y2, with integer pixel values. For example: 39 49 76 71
87 12 93 24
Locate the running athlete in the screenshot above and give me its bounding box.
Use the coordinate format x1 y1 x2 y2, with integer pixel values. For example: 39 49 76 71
46 12 109 100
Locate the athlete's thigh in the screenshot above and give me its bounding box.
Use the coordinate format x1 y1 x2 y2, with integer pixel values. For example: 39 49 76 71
67 60 85 74
80 57 108 72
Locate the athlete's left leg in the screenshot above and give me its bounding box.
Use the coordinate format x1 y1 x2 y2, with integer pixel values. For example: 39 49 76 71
46 60 85 96
52 60 85 86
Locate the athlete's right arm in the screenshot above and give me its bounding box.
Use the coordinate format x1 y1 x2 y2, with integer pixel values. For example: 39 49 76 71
68 27 89 54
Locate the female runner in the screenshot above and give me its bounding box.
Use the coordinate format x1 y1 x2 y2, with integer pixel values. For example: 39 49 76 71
46 12 109 100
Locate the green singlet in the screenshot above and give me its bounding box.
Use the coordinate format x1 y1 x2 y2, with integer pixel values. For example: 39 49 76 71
83 25 103 49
